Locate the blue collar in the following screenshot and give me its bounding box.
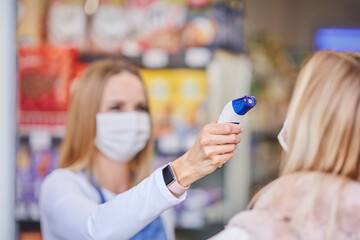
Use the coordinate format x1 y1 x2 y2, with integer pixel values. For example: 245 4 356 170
87 170 106 204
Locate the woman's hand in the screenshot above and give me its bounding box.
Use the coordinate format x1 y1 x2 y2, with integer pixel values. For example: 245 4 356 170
171 118 243 187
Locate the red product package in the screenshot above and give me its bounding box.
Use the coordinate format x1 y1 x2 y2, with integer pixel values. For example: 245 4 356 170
18 45 78 129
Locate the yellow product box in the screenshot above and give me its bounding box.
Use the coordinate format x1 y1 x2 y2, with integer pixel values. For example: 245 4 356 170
141 69 174 127
172 69 207 126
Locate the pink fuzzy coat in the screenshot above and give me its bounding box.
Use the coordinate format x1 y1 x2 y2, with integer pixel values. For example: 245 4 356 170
210 172 360 240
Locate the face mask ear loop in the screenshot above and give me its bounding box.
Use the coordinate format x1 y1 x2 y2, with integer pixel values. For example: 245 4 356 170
277 120 288 152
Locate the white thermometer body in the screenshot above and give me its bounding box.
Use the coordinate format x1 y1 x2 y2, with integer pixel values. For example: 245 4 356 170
217 96 256 124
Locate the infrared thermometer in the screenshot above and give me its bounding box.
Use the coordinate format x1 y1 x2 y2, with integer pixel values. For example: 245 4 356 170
217 96 256 124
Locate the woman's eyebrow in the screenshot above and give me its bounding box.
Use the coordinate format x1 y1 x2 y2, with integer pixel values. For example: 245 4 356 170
104 99 125 104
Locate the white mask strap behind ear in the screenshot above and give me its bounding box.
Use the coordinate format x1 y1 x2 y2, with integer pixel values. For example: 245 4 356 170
277 120 288 152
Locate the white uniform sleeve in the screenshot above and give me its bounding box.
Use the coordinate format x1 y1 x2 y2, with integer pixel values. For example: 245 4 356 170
40 167 186 240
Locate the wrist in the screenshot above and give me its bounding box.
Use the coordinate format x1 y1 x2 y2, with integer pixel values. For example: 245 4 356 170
162 163 189 197
170 152 196 187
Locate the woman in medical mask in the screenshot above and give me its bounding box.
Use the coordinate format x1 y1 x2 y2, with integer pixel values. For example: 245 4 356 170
211 51 360 239
40 60 243 240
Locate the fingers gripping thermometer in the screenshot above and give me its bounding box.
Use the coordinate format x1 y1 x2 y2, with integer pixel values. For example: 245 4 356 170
217 96 256 124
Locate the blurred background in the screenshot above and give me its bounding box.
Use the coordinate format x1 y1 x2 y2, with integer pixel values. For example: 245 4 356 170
0 0 360 239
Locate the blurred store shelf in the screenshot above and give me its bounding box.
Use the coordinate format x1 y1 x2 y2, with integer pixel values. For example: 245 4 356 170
80 48 213 69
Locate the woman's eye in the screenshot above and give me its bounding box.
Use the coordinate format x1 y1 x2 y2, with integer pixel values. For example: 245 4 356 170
137 105 149 112
109 106 120 111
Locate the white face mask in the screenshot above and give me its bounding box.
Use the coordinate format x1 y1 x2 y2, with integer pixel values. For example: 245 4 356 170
277 120 288 152
95 111 151 162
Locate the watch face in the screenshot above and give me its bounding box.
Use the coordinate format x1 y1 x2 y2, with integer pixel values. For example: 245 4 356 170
162 165 175 186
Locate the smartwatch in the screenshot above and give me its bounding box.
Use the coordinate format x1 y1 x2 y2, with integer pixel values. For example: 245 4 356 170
162 164 189 196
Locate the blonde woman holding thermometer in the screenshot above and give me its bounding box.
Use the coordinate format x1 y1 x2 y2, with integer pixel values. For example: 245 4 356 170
40 59 246 240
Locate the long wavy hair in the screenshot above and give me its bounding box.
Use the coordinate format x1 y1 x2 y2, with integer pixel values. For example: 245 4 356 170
282 51 360 176
59 59 152 186
248 51 360 237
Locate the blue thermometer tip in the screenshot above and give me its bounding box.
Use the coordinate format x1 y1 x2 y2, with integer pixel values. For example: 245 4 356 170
232 96 257 115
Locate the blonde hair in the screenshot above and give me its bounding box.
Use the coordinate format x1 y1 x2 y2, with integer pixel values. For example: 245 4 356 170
59 59 152 186
284 51 360 176
248 51 360 234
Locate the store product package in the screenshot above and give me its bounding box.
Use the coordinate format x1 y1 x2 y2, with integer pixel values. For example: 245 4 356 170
141 69 173 135
89 0 130 54
128 0 187 54
16 147 58 221
17 0 47 45
181 1 217 49
16 133 59 220
47 0 87 51
172 69 207 127
18 45 78 129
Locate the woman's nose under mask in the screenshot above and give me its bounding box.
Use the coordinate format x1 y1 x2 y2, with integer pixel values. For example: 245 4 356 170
95 111 151 162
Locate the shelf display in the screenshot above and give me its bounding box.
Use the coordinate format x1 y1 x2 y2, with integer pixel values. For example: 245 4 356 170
174 188 223 230
43 0 244 55
16 133 59 221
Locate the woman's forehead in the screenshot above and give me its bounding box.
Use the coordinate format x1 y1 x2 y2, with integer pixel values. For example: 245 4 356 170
102 72 146 101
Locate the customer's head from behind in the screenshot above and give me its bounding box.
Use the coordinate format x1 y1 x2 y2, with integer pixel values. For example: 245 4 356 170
59 60 152 186
281 51 360 179
209 51 360 240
